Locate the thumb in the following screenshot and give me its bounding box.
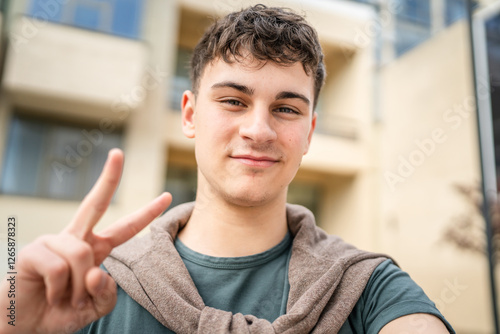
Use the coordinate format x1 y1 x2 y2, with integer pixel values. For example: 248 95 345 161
86 267 117 318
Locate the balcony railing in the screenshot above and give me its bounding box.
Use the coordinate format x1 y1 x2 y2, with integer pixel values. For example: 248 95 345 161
315 113 359 140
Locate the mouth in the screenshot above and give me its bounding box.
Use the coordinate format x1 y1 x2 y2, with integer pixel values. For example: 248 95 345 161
230 154 279 168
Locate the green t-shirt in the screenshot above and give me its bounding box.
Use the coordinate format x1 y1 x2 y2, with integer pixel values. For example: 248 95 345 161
174 231 292 322
78 233 453 333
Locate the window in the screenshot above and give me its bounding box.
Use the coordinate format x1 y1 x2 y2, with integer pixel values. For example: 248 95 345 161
486 13 500 188
396 0 431 26
445 0 480 26
349 0 372 3
288 181 322 220
394 0 431 56
164 163 197 209
0 114 122 200
446 0 467 25
170 47 192 111
0 0 7 14
27 0 144 39
394 21 431 56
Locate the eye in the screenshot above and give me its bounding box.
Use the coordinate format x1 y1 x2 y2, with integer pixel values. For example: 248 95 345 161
275 107 299 115
222 99 244 107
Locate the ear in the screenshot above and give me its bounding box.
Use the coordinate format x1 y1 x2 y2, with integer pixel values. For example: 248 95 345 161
181 90 196 138
303 111 317 155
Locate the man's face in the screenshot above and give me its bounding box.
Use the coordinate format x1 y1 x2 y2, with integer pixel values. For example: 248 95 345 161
181 57 317 207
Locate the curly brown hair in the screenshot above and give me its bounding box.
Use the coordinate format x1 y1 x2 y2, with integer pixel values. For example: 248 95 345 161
190 4 326 110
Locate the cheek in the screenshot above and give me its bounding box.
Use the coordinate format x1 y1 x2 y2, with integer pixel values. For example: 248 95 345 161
283 126 310 154
196 110 227 137
195 112 236 153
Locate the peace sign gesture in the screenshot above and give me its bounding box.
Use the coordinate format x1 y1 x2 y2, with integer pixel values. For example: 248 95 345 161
0 149 172 334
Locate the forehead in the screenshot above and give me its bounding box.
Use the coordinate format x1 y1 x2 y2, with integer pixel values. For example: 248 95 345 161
198 57 315 99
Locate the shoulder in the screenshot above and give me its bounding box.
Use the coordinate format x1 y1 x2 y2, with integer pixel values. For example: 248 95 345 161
346 259 455 333
286 203 386 263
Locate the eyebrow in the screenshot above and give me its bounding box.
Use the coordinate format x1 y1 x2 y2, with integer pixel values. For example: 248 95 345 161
211 81 255 96
275 91 310 106
211 81 310 106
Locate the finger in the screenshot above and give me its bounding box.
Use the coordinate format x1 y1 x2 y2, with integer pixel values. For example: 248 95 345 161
85 267 117 317
19 238 70 305
65 148 124 239
98 192 172 248
43 235 95 309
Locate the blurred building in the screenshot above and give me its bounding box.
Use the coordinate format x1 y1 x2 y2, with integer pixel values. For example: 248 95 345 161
0 0 497 332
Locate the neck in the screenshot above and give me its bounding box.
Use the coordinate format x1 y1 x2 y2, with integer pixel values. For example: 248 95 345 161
177 192 288 257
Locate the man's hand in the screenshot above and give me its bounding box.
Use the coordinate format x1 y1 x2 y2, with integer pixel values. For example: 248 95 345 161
0 149 172 334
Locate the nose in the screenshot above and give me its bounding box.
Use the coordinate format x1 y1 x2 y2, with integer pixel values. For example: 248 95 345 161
239 106 277 143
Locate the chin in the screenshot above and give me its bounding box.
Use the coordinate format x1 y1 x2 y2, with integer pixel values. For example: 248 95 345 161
227 196 270 208
222 186 284 208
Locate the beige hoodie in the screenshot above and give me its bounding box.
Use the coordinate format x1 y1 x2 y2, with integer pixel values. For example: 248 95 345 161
104 202 389 333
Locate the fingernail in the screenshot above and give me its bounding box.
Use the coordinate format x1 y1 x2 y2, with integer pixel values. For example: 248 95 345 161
97 272 107 292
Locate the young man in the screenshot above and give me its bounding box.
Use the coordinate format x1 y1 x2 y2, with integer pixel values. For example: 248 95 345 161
0 5 454 333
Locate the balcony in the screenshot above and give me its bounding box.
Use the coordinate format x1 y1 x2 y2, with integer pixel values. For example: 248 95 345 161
316 113 359 140
2 16 149 122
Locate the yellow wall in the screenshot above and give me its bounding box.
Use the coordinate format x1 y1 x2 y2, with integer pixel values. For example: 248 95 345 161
379 21 491 333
